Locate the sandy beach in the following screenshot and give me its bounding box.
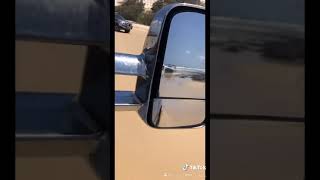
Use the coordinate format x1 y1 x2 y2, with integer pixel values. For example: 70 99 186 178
115 24 205 180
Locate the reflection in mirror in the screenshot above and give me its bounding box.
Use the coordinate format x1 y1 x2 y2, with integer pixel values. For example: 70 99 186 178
151 98 205 128
149 10 205 128
159 12 205 99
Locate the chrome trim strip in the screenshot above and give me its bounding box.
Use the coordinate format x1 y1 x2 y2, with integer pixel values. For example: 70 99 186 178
115 91 142 111
115 53 147 78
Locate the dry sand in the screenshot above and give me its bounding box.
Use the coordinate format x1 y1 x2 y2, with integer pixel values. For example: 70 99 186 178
115 25 205 180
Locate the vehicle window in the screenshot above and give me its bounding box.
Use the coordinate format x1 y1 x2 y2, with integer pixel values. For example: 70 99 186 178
116 15 125 20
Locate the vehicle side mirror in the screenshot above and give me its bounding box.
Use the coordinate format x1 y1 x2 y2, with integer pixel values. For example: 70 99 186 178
149 10 205 128
115 4 205 129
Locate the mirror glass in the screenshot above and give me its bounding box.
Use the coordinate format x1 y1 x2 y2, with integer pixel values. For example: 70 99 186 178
151 98 205 128
151 10 205 128
160 11 205 99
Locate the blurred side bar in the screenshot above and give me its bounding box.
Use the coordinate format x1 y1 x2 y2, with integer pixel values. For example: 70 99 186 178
16 0 109 46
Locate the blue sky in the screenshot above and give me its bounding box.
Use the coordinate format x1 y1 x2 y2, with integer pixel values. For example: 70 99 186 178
163 12 205 70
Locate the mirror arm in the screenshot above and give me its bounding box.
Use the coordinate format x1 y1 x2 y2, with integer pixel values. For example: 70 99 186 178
115 91 143 111
115 53 147 79
115 53 148 111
